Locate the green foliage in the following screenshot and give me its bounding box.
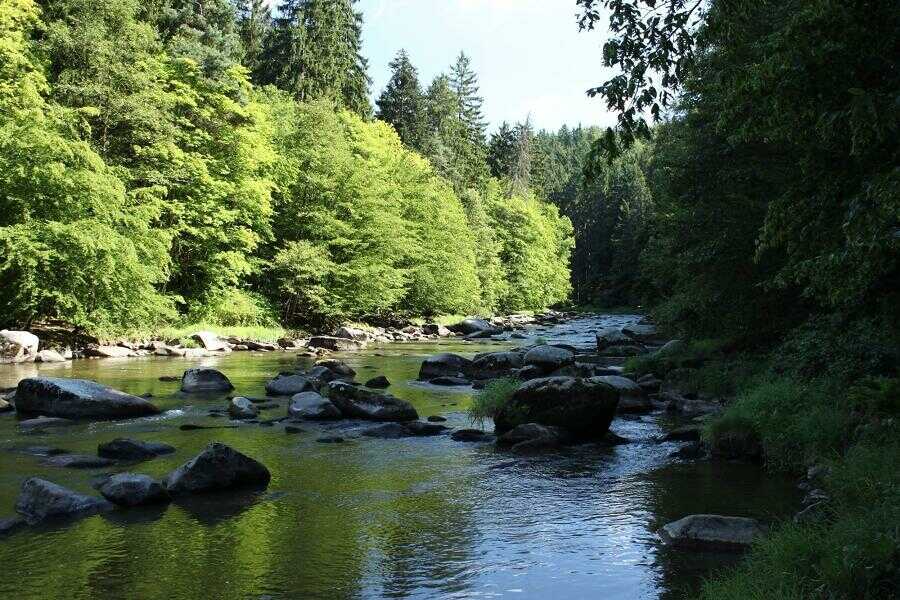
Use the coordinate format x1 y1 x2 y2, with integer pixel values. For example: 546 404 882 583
376 49 426 150
469 377 520 426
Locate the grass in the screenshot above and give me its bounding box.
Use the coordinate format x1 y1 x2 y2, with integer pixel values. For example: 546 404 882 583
468 377 520 426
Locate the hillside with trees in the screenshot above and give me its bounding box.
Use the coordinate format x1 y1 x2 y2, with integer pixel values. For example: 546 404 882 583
0 0 573 335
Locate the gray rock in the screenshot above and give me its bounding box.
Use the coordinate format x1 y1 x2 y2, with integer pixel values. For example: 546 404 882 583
418 353 473 380
494 377 619 440
449 318 501 336
422 323 452 337
657 425 702 442
15 478 113 525
97 438 175 461
334 326 370 341
595 327 638 351
308 336 365 351
470 351 524 379
316 436 345 444
288 392 342 420
35 349 66 363
314 359 356 378
660 514 765 550
180 368 234 393
0 517 25 535
523 345 575 372
326 381 418 422
265 374 314 396
84 345 133 358
362 421 447 438
40 454 116 469
590 375 653 413
497 423 566 446
622 323 662 343
228 397 259 420
0 398 11 413
365 375 390 388
0 330 39 363
191 331 229 351
451 429 493 442
15 377 160 420
18 416 76 433
429 376 470 386
97 474 169 507
163 443 271 496
427 415 447 422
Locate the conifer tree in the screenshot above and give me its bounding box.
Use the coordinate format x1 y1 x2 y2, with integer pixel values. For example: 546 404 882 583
488 122 517 178
510 115 534 196
237 0 271 75
376 50 426 150
449 51 487 144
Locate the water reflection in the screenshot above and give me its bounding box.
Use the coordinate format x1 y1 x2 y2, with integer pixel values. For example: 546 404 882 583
0 316 799 599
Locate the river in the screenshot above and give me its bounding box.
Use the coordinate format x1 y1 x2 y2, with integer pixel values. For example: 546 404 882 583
0 314 799 599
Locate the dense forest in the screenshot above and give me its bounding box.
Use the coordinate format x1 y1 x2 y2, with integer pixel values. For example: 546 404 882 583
0 0 574 334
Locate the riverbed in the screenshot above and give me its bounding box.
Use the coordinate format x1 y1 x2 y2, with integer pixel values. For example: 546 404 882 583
0 314 799 599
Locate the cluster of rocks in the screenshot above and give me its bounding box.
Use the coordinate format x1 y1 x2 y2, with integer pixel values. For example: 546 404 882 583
3 442 270 534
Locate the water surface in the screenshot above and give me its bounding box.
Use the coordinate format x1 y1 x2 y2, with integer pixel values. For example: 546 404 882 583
0 316 799 599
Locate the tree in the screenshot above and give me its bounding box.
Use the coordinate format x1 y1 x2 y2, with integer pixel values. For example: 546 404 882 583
237 0 271 75
376 49 426 150
152 0 244 78
487 121 516 179
449 51 486 144
509 115 534 196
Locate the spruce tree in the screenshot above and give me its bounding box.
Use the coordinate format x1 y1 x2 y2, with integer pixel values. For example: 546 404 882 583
376 49 426 150
488 121 517 178
510 115 534 196
237 0 271 75
449 51 487 144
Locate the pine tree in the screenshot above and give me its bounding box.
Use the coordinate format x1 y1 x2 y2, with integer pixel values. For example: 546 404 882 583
510 115 534 196
376 49 426 150
237 0 271 75
488 121 517 178
258 0 370 115
449 51 486 144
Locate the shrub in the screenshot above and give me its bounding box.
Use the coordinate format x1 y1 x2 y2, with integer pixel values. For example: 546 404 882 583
469 377 520 426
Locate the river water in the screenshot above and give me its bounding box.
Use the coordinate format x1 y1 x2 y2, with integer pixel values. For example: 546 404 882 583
0 315 799 599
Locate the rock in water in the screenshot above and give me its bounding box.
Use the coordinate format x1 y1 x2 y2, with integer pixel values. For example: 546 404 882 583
98 474 170 507
308 336 365 351
83 345 133 358
494 376 619 440
265 374 314 396
40 455 115 469
364 375 391 388
448 318 501 336
590 375 653 413
14 377 160 419
288 392 342 420
523 345 575 372
659 514 765 550
191 331 229 351
422 323 451 337
418 353 473 380
0 330 39 363
35 349 66 363
98 438 175 461
163 443 271 495
15 478 113 525
469 351 524 379
314 359 356 378
228 397 259 420
326 381 418 422
180 368 234 393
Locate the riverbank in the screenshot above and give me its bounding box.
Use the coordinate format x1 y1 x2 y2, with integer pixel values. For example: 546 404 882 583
622 339 900 598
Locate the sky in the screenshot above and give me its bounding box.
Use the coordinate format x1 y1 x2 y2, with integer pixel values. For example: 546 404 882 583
357 0 617 133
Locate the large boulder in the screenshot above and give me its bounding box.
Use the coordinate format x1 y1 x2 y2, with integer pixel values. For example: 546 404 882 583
15 377 160 420
15 478 113 525
422 323 452 337
191 331 230 351
622 323 663 343
98 438 175 461
97 474 170 507
334 326 370 341
470 351 524 379
591 375 653 413
448 318 501 336
180 368 233 393
326 381 418 422
494 377 619 440
265 374 314 396
308 336 365 352
163 443 271 495
659 514 765 550
418 353 473 380
288 391 342 420
0 330 39 363
365 375 391 388
523 345 575 372
228 397 259 420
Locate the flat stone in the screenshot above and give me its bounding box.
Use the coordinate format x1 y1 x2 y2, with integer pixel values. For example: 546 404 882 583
326 381 418 422
191 331 229 351
15 377 160 419
429 376 470 386
451 429 493 442
97 438 175 461
523 345 575 372
84 345 133 358
35 349 66 363
40 455 116 469
418 353 473 380
98 473 170 507
308 336 365 352
660 514 765 550
265 374 314 396
288 391 342 420
18 416 76 433
15 477 113 525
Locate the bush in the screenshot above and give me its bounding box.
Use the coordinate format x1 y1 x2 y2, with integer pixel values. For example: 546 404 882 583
469 377 520 426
